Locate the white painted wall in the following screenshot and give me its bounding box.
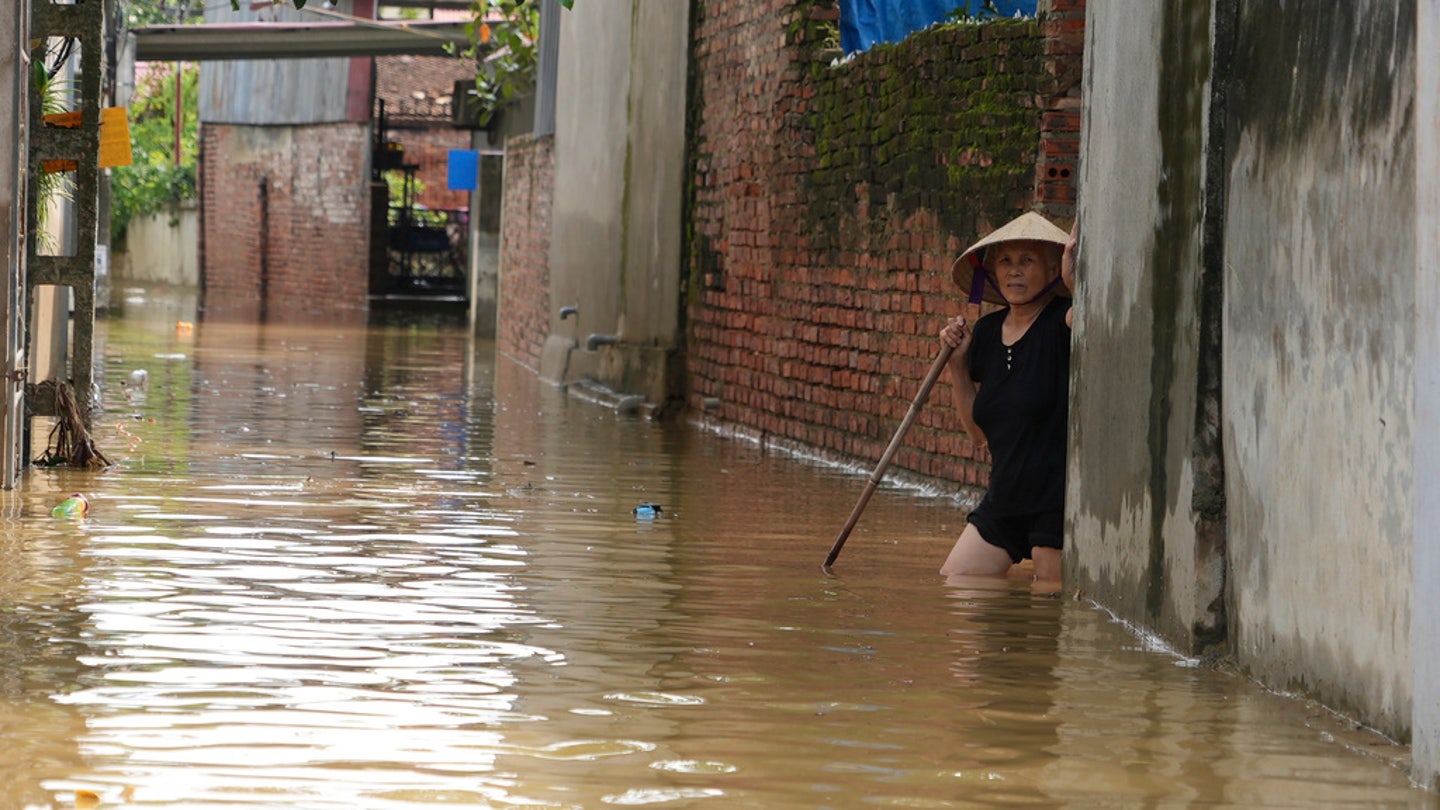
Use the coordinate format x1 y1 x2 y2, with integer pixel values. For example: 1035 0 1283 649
1413 0 1440 789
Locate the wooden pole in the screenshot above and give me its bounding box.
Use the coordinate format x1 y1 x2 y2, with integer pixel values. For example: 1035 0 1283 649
823 342 956 570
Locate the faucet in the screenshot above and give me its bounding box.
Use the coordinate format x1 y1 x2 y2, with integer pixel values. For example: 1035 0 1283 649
559 306 578 320
586 333 620 351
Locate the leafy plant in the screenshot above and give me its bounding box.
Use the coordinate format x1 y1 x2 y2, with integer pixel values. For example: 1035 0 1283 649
109 63 198 242
456 0 574 127
947 0 1002 21
31 47 74 253
127 0 205 26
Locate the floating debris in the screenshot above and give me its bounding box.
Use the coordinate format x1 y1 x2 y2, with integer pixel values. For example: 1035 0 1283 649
633 502 663 520
34 380 112 469
51 493 89 518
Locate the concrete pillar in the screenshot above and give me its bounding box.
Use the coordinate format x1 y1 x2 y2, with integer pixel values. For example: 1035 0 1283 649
468 148 502 339
0 0 29 486
1413 0 1440 790
543 0 689 406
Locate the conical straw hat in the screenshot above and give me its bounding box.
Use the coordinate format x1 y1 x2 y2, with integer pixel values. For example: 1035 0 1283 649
950 211 1069 305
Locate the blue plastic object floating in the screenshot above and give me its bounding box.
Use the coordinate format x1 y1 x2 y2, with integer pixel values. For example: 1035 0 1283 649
633 502 663 520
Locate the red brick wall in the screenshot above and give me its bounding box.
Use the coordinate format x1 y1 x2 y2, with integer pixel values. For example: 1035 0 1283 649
684 1 1083 493
383 126 472 213
199 123 372 322
494 2 1084 494
1037 0 1085 209
496 134 553 370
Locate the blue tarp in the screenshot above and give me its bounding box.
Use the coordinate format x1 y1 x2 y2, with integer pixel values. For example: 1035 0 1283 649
838 0 1039 55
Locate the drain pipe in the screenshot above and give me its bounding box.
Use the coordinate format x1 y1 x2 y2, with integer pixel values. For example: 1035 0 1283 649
258 175 270 322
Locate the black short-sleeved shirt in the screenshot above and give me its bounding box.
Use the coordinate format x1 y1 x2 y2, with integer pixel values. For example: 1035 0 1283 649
967 295 1071 516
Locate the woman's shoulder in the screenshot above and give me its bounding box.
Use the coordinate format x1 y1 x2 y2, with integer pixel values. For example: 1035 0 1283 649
977 308 1008 329
1044 295 1072 328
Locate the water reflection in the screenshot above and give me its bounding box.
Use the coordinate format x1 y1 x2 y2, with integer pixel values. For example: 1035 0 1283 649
0 294 1431 808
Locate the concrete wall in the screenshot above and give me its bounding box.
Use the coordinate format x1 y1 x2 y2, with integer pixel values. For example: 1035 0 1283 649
1223 0 1414 738
539 0 689 406
468 149 503 338
1416 0 1440 785
115 206 199 288
0 0 26 484
1069 0 1223 649
1076 0 1418 743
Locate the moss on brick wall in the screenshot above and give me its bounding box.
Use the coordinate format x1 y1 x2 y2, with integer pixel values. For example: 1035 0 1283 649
685 0 1075 495
802 20 1044 254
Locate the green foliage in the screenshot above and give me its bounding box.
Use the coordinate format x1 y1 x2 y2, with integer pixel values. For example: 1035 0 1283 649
31 50 74 252
457 0 574 127
127 0 206 26
109 64 198 242
383 171 420 205
947 0 1002 22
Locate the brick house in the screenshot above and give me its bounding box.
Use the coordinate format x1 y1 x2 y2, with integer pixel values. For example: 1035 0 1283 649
197 5 478 321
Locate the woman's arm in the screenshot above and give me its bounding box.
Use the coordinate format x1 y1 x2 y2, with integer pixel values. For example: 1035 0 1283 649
940 316 986 450
1062 220 1077 328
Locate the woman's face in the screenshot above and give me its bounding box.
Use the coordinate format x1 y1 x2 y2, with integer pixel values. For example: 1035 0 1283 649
990 241 1059 306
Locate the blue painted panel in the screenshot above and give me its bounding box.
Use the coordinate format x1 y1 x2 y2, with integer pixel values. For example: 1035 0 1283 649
448 150 478 191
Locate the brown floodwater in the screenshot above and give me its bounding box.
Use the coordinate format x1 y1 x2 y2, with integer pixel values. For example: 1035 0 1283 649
0 290 1434 808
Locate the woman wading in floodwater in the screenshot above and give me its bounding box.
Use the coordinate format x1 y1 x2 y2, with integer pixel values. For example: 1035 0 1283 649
938 212 1076 583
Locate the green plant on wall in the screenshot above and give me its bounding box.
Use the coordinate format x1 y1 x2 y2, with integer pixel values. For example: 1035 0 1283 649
31 56 73 252
455 0 574 127
109 63 198 242
948 0 1002 21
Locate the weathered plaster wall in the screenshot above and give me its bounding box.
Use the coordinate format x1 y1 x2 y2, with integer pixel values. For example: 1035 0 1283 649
539 0 689 405
1077 0 1417 741
1069 0 1222 649
1223 0 1414 738
1416 0 1440 785
115 206 199 288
